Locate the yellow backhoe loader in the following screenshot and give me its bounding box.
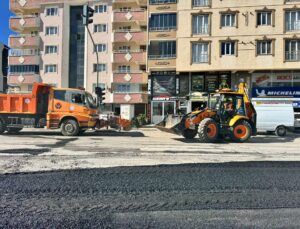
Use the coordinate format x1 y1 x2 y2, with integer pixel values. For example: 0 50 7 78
156 82 257 143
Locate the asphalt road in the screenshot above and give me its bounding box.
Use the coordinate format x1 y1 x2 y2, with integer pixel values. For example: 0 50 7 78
1 162 300 228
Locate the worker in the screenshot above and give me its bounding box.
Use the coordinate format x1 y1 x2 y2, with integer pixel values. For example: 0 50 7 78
223 97 235 121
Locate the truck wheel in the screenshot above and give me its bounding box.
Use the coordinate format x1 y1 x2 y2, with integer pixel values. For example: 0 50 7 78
182 129 198 139
198 118 219 143
275 126 286 137
0 119 6 134
231 120 252 143
78 129 87 135
61 119 79 136
7 128 23 134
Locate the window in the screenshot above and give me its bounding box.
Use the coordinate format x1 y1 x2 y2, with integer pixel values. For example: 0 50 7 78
95 5 107 13
221 42 236 56
71 92 85 105
192 0 210 7
192 43 209 63
45 45 58 54
257 11 272 26
285 11 300 31
54 90 67 101
93 64 107 72
45 65 57 73
256 41 272 55
45 26 58 35
149 0 177 4
46 8 58 16
149 13 177 31
118 65 131 73
94 44 107 53
192 15 209 35
118 46 131 52
221 14 236 27
285 40 300 61
9 65 39 74
94 24 107 32
119 7 132 12
117 84 130 93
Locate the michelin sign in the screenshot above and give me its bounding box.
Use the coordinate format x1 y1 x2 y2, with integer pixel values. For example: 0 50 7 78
252 87 300 98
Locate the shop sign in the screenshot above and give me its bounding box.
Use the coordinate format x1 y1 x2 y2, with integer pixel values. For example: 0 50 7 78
252 87 300 98
293 102 300 108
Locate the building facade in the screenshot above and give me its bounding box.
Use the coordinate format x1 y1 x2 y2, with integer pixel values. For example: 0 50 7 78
0 43 9 93
147 0 300 123
8 0 300 122
8 0 148 119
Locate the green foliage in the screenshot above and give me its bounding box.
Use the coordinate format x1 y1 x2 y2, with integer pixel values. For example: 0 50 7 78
131 114 149 128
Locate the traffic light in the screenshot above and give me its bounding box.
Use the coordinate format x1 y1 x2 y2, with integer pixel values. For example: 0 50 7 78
95 87 105 104
82 5 94 26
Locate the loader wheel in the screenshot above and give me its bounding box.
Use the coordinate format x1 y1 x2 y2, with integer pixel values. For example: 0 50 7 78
0 119 6 134
182 128 198 139
61 119 79 136
7 128 23 134
231 120 252 143
78 129 87 135
198 118 219 143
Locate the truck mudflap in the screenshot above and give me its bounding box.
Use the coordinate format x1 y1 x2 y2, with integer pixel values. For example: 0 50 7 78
155 114 184 135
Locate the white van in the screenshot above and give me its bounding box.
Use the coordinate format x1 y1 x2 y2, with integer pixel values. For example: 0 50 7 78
253 102 294 136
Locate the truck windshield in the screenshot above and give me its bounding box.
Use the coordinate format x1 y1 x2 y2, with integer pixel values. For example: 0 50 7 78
86 92 97 109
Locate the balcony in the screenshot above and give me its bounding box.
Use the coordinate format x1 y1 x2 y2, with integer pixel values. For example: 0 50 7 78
9 35 40 48
148 54 177 69
113 10 147 23
10 0 40 13
113 30 147 44
9 55 40 66
10 16 40 32
113 71 148 84
7 73 41 85
149 27 177 39
113 93 148 104
113 50 146 64
149 1 177 12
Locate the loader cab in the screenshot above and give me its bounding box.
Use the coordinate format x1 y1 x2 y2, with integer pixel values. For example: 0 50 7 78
211 93 246 123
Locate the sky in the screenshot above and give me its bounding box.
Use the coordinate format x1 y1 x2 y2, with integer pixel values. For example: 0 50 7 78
0 0 13 45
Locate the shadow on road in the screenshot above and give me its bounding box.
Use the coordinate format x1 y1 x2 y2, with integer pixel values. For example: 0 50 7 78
173 133 299 144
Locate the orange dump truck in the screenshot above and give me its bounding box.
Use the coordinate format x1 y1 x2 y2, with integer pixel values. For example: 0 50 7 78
0 83 99 136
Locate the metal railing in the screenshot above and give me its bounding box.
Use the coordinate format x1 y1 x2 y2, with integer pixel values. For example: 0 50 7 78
192 0 211 7
285 51 300 61
149 26 177 32
9 49 39 56
148 54 176 59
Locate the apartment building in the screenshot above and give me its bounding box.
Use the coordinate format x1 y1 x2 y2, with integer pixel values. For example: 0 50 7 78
8 0 148 119
0 43 9 93
147 0 300 123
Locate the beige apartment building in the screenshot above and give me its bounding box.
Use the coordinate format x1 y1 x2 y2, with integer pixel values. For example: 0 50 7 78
148 0 300 123
8 0 300 123
8 0 148 119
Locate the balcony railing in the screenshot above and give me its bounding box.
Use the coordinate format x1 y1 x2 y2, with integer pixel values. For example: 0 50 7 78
10 16 40 31
148 54 176 59
149 0 177 4
113 72 148 84
7 73 41 85
113 51 146 63
10 0 40 12
285 51 300 61
149 26 177 32
113 93 148 104
9 55 40 65
192 0 211 7
113 10 146 22
9 35 40 48
113 31 146 43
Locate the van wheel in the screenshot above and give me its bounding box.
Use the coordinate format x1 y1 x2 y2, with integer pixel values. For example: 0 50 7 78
231 120 252 143
7 128 23 134
182 129 198 139
0 119 6 134
275 126 286 137
61 119 79 136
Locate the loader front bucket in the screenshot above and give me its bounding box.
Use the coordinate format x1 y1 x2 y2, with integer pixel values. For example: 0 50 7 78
155 115 183 135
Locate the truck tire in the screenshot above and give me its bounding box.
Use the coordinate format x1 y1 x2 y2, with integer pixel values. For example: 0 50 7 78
182 128 198 139
198 118 219 143
0 119 6 134
231 120 252 143
78 129 87 135
61 119 80 136
7 128 23 134
275 126 286 137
